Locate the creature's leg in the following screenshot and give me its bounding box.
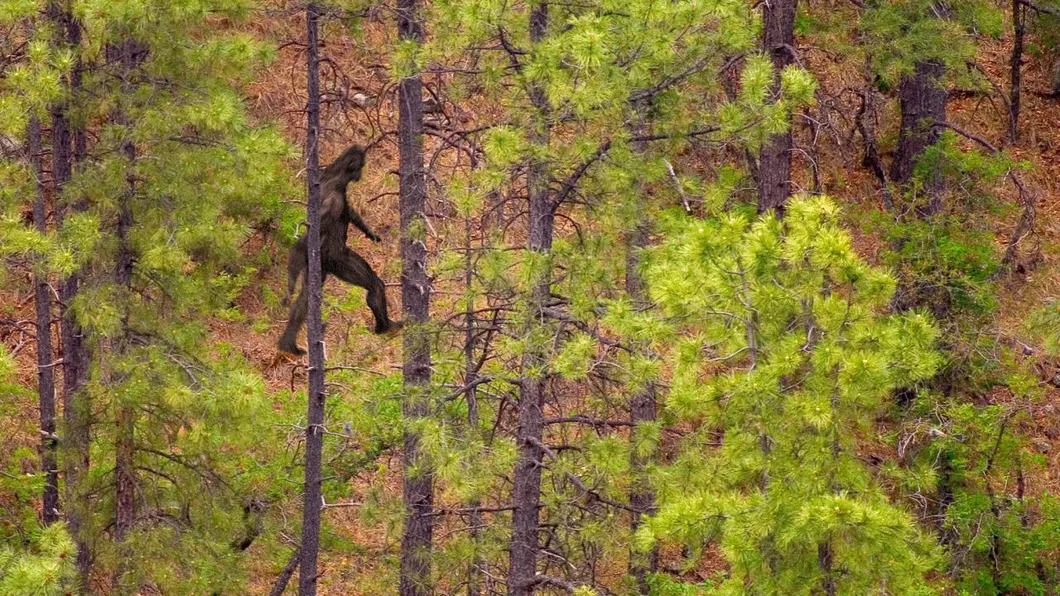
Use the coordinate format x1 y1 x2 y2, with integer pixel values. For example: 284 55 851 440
330 248 397 334
277 284 308 356
278 271 333 354
284 238 307 307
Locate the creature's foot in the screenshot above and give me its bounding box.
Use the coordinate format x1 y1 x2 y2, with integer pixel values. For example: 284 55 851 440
374 320 403 335
277 336 306 356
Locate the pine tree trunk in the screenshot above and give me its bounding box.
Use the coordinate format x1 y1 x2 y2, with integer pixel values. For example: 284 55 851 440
1009 0 1025 143
464 217 483 596
28 115 59 527
890 58 947 216
112 36 138 546
397 0 433 592
52 2 91 578
110 39 140 594
818 542 836 596
626 121 656 593
626 231 657 591
757 0 797 215
298 5 327 595
508 6 552 595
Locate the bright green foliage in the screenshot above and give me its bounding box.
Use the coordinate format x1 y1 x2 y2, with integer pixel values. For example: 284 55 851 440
0 11 66 271
1026 301 1060 356
0 345 50 558
900 395 1060 596
413 0 820 589
861 0 1001 88
639 197 943 594
870 112 1060 592
0 523 77 595
0 0 298 591
880 132 1024 319
63 9 289 591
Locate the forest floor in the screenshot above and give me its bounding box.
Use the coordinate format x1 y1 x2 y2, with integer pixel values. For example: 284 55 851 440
5 5 1060 594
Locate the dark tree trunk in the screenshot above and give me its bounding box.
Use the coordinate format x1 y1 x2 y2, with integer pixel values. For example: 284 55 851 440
890 59 947 216
51 2 91 578
109 38 141 594
397 0 433 593
818 542 836 596
508 5 552 595
27 116 59 526
626 122 657 593
757 0 797 215
1009 0 1025 143
298 5 327 595
112 39 139 552
626 228 657 593
465 218 483 596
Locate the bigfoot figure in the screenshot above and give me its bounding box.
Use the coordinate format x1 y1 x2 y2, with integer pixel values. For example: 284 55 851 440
278 145 398 355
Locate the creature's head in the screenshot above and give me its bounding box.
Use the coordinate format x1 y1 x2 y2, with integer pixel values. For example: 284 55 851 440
324 144 366 184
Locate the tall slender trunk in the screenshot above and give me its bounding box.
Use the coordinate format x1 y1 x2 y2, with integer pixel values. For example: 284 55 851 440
626 118 656 593
817 542 836 596
52 1 90 579
508 5 552 595
27 115 59 526
1009 0 1025 143
626 230 657 592
112 42 139 592
464 215 483 596
626 227 657 589
397 0 433 593
757 0 797 215
298 5 326 595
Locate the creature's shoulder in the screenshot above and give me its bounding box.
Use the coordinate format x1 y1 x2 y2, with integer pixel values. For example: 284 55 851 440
321 183 349 217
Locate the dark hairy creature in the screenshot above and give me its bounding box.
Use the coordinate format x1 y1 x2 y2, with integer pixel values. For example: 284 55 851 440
278 145 399 355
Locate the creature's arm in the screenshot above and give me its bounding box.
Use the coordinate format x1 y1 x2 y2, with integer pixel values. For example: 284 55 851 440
348 206 381 243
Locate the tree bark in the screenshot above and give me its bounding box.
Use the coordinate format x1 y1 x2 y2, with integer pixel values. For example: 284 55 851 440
298 5 327 595
626 119 656 593
757 0 797 215
1009 0 1025 143
51 1 91 578
397 0 434 593
465 217 483 596
890 59 947 216
112 42 139 593
102 38 141 595
508 5 552 595
28 115 60 527
111 39 136 527
626 226 657 593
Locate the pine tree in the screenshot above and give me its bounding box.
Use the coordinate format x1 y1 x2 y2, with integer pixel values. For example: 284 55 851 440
0 0 71 543
0 0 292 589
757 0 798 215
0 522 78 595
297 4 327 595
861 0 1001 215
422 0 813 591
397 0 434 593
638 196 943 594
